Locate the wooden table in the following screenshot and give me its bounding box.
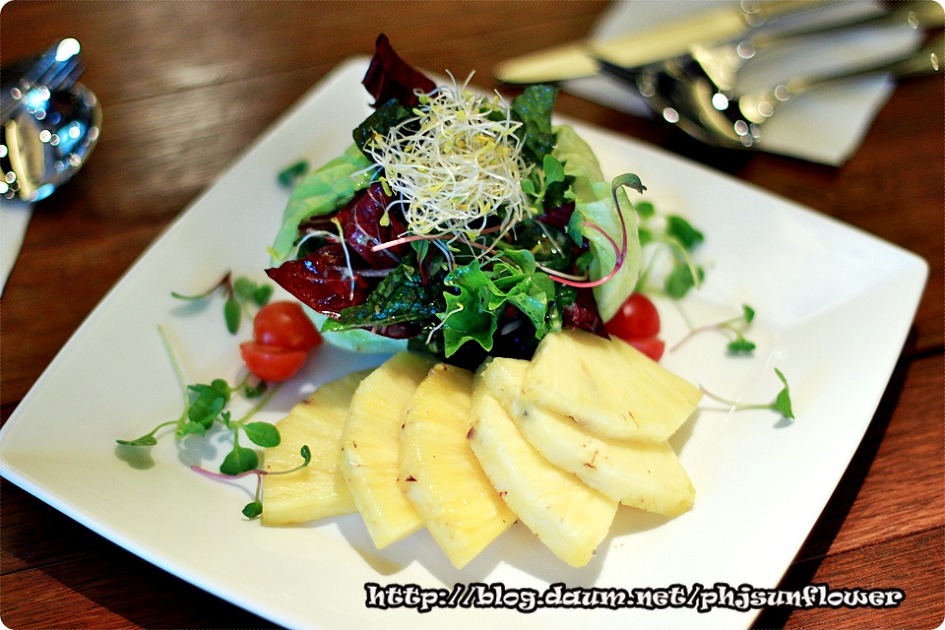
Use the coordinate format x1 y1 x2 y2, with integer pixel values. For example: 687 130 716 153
1 2 941 628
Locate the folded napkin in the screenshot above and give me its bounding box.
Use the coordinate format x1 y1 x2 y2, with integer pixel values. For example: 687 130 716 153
0 201 31 296
563 0 925 165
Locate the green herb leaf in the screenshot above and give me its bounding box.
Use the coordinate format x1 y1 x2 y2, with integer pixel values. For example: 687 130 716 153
243 380 268 399
253 284 274 307
242 421 281 448
220 444 259 476
178 422 208 438
673 303 757 355
666 215 704 251
700 368 796 421
726 338 757 354
742 304 756 323
664 261 704 299
187 380 232 428
773 368 795 419
116 435 158 447
635 200 656 221
299 444 312 466
242 500 264 519
224 297 241 334
277 160 309 188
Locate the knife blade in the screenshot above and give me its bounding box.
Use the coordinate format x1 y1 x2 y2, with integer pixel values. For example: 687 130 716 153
493 0 835 85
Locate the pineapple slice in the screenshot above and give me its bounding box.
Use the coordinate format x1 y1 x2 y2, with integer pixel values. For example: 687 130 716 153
399 363 516 568
513 402 695 516
470 360 618 567
339 352 435 549
486 358 695 517
262 369 371 525
520 329 701 442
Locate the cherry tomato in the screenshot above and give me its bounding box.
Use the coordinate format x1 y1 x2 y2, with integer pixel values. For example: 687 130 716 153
625 337 666 362
239 341 309 382
605 292 665 362
605 292 661 340
253 301 322 351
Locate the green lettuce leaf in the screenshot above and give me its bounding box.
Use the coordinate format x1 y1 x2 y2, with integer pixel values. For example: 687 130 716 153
304 308 409 354
553 124 643 322
440 249 556 357
270 144 375 262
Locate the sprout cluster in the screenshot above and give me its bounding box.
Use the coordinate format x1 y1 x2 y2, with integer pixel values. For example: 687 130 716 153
365 76 532 242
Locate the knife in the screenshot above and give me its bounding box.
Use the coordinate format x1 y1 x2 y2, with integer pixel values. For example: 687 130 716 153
494 0 836 85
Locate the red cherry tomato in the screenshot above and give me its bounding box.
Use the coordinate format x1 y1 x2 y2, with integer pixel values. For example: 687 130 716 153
605 292 665 361
253 301 322 351
605 292 661 340
625 337 666 362
239 341 309 382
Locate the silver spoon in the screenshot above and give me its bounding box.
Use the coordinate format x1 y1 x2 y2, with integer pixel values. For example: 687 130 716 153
1 38 84 121
0 81 102 202
628 32 943 150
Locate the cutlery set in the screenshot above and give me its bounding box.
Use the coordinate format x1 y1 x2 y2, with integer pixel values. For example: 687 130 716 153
0 4 939 203
495 1 943 150
0 38 101 202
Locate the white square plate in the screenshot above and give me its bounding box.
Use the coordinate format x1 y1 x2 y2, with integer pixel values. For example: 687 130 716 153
0 58 927 629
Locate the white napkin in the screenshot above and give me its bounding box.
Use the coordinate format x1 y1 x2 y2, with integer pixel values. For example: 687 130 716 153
0 201 32 296
563 0 925 165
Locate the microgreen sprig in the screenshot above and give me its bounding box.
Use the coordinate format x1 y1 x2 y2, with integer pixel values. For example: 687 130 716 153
116 326 293 516
673 304 757 355
190 445 312 519
700 368 795 420
172 271 273 334
634 201 705 299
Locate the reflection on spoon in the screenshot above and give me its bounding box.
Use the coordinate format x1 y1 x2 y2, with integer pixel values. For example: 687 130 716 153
0 82 102 203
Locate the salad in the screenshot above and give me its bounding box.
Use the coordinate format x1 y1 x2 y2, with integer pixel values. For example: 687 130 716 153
115 35 793 537
265 35 649 369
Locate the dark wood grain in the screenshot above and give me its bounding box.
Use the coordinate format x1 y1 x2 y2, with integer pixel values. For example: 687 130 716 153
1 1 942 628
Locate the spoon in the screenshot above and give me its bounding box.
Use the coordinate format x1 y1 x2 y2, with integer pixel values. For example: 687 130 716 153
0 81 102 202
624 32 943 150
1 38 84 121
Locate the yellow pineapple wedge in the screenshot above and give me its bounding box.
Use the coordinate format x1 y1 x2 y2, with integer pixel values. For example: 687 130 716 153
399 363 516 569
470 359 618 567
339 352 435 549
520 329 701 442
485 358 695 517
262 369 372 525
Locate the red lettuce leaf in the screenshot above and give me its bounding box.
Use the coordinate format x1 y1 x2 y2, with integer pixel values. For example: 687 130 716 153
561 287 607 336
266 244 372 318
362 34 435 109
335 182 409 269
